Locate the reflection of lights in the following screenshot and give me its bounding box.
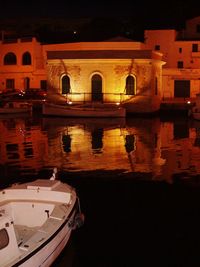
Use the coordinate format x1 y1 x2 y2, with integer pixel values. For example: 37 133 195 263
116 102 120 106
68 101 73 105
19 127 26 136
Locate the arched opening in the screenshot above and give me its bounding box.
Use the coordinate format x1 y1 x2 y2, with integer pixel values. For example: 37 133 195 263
125 75 135 95
91 74 103 102
22 52 31 65
62 75 70 94
4 52 17 65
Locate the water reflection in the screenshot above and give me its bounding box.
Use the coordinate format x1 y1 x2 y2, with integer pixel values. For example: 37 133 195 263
0 115 200 183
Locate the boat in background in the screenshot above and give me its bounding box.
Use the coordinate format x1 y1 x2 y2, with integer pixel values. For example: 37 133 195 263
0 101 32 114
42 102 126 118
0 168 84 267
190 93 200 120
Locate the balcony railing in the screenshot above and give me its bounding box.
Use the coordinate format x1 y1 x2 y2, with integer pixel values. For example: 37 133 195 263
65 92 130 104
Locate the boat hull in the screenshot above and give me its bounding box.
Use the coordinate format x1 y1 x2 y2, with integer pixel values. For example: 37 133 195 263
18 210 75 267
0 179 84 267
43 102 126 118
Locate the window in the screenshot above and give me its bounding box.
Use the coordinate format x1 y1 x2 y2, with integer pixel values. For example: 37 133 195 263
155 45 160 51
24 77 30 90
62 75 70 94
177 61 183 68
40 80 47 90
192 44 198 52
125 75 135 95
0 229 9 250
174 80 190 98
22 52 31 65
4 52 17 65
179 48 182 53
6 79 15 90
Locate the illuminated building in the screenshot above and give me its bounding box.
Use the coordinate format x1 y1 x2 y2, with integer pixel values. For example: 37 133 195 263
145 16 200 103
3 16 200 113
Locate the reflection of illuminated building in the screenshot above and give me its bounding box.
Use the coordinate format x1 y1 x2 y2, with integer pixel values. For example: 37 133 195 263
0 119 48 174
0 116 200 182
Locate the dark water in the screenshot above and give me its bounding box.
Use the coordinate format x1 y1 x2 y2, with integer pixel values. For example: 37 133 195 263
1 113 200 266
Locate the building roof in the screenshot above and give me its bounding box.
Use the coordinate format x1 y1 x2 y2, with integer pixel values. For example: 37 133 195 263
47 50 155 59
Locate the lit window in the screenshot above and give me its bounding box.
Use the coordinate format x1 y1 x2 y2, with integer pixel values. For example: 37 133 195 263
4 52 17 65
0 229 9 250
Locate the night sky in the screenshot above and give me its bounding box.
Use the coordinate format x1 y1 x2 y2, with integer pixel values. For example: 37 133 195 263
1 0 200 25
1 0 200 42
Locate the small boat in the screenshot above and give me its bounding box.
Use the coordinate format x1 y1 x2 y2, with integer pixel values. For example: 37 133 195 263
0 168 84 267
190 93 200 120
0 101 32 114
42 102 126 118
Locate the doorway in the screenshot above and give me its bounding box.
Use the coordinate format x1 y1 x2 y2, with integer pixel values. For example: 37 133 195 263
91 74 103 102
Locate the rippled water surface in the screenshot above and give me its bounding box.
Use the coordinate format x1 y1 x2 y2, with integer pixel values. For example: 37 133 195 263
1 113 200 266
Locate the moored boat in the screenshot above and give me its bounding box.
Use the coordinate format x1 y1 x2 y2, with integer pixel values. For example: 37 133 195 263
0 168 84 267
42 102 126 118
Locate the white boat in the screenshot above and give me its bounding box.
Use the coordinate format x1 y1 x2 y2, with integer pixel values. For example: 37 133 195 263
0 101 32 114
0 168 84 267
42 102 126 118
190 93 200 120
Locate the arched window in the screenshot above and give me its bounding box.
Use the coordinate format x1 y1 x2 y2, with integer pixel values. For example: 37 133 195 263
62 75 70 94
22 52 31 65
4 52 17 65
125 75 135 95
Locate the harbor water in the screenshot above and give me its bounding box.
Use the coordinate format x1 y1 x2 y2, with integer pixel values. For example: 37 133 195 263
0 113 200 266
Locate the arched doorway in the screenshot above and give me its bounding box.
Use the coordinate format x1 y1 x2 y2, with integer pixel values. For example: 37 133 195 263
91 74 103 102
